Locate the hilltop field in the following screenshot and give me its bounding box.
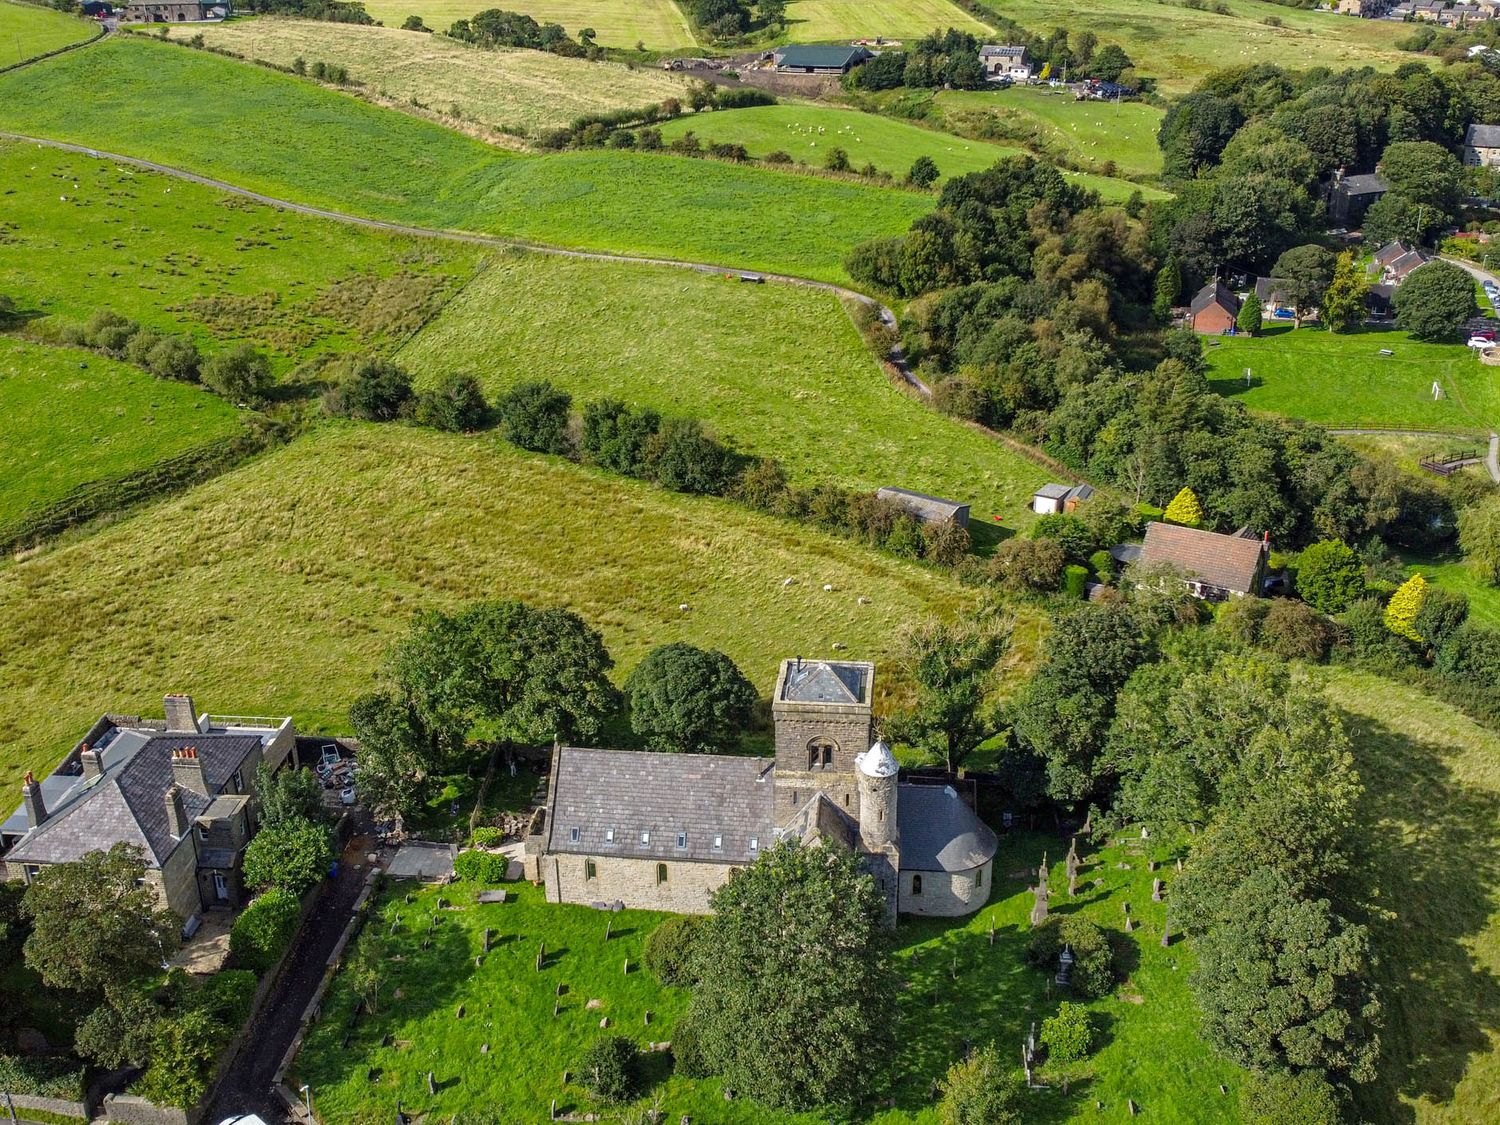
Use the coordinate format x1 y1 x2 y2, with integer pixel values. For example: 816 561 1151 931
0 0 92 66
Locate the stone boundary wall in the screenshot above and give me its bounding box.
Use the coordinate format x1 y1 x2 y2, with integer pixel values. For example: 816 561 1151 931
7 1092 91 1121
0 21 107 77
98 1094 192 1125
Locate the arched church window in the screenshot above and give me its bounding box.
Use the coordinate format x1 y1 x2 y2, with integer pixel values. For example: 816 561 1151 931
807 738 836 769
912 874 923 896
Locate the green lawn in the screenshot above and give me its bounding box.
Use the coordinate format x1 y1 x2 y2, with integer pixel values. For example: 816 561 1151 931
360 0 697 50
0 141 485 371
934 87 1165 179
295 833 1238 1122
657 103 1168 201
1321 670 1500 1123
0 336 245 536
399 251 1054 522
1204 325 1500 433
1399 554 1500 630
0 0 92 66
0 423 969 792
0 38 931 283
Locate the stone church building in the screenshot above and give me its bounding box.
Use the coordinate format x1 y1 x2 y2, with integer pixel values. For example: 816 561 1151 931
529 658 998 919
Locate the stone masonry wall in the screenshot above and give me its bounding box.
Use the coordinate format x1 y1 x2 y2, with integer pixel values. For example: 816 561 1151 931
544 852 734 914
899 858 994 917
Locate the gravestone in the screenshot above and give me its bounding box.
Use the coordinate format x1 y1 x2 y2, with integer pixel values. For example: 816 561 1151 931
427 1071 436 1096
1148 860 1157 873
1152 878 1163 902
475 956 482 967
481 1043 490 1055
1068 872 1078 897
484 928 491 953
605 919 612 941
623 958 630 975
1177 857 1184 872
457 1004 465 1018
644 1011 652 1025
1161 916 1172 947
1029 879 1050 927
600 1017 610 1029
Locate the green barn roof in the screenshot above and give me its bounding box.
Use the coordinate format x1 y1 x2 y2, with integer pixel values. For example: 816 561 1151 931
773 45 872 69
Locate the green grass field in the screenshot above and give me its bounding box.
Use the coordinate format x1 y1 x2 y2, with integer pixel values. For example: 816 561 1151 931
1204 326 1500 433
994 0 1417 95
933 87 1165 179
779 0 988 42
296 832 1237 1122
0 423 968 792
361 0 696 50
657 103 1169 200
192 18 688 135
0 336 245 534
1321 670 1500 1123
0 141 485 371
0 0 91 66
400 250 1053 520
0 37 930 283
1398 554 1500 631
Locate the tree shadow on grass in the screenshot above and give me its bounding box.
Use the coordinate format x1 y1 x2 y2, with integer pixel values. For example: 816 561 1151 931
1336 707 1500 1123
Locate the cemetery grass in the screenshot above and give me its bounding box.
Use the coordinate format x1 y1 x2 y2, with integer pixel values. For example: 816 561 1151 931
0 423 971 793
294 834 1239 1123
932 87 1165 179
0 141 486 373
358 0 696 50
0 0 92 66
399 250 1056 523
655 103 1170 201
0 37 931 283
0 336 245 535
989 0 1416 95
1203 325 1500 433
190 18 689 136
1321 670 1500 1123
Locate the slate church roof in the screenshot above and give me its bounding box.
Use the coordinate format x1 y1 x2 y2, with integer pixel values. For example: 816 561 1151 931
780 659 870 705
897 785 998 872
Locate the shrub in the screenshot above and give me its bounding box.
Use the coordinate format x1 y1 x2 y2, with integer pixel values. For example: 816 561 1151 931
577 1035 641 1102
1217 595 1269 645
1040 1001 1093 1063
1025 915 1114 998
764 149 792 164
1236 292 1262 336
1239 1068 1343 1124
1338 597 1416 668
496 379 573 455
453 850 509 884
580 398 660 476
229 886 301 973
938 1043 1024 1125
323 358 414 422
0 1054 86 1098
1294 539 1364 614
1384 574 1427 643
124 328 165 368
731 456 789 511
470 826 503 848
1030 513 1093 560
824 146 851 172
923 519 971 567
414 371 489 432
1257 599 1331 662
645 417 737 494
909 154 939 187
145 335 202 383
84 308 140 355
1414 585 1468 650
1090 548 1115 583
200 343 272 404
1163 486 1203 526
195 968 257 1027
1435 622 1500 680
1064 564 1089 599
637 127 662 150
643 914 704 987
242 819 334 897
987 537 1066 593
133 1008 221 1107
670 1015 708 1077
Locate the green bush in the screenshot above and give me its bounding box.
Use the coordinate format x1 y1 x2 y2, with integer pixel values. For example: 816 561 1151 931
1025 915 1114 998
230 887 301 973
1293 539 1365 614
1064 564 1089 599
938 1043 1024 1124
1030 513 1093 559
1040 1001 1093 1062
132 1008 221 1108
453 849 508 883
0 1054 86 1098
469 826 504 848
195 968 258 1027
414 371 489 432
577 1034 641 1102
670 1015 708 1077
242 818 335 897
643 914 703 987
1089 548 1115 583
497 379 573 455
1240 1069 1343 1124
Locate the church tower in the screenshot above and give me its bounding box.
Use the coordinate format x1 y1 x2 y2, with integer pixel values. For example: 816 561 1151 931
855 739 899 848
771 657 874 826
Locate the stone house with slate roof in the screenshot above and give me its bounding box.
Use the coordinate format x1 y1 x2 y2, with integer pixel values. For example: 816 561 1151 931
1138 521 1268 600
532 658 997 921
1466 124 1500 168
1 695 294 921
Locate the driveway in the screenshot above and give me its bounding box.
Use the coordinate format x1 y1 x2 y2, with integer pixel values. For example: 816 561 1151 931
201 830 376 1125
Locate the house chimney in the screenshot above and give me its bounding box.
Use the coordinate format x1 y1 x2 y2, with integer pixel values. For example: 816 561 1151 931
170 747 209 797
21 771 47 830
80 743 104 780
165 783 190 839
164 693 200 735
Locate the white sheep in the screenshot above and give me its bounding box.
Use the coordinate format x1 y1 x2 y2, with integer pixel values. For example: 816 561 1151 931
782 577 796 587
678 603 691 612
823 584 834 592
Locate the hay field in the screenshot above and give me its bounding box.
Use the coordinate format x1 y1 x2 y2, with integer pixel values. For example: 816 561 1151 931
0 0 92 66
359 0 695 50
0 424 968 791
780 0 988 42
193 19 687 135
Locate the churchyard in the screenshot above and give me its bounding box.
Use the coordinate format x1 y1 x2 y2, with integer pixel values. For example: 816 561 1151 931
295 830 1237 1121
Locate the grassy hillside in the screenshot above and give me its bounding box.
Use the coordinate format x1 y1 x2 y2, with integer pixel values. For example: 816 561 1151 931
1321 670 1500 1123
657 103 1169 200
996 0 1416 94
934 86 1165 179
399 251 1054 519
0 0 92 65
0 142 485 371
361 0 696 50
1204 326 1500 432
0 336 245 532
192 18 687 136
0 37 930 283
0 424 969 791
780 0 989 42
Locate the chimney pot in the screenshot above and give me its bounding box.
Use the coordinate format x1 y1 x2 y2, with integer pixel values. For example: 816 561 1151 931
21 771 48 830
170 745 209 796
80 744 105 780
165 783 190 839
164 694 200 735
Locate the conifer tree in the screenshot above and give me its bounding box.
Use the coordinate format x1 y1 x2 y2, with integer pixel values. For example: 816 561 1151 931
1384 574 1427 643
1236 292 1262 336
1152 255 1180 324
1164 487 1204 527
1322 251 1369 334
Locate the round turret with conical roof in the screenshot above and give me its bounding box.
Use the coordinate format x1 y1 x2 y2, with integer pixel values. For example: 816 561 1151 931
855 739 899 847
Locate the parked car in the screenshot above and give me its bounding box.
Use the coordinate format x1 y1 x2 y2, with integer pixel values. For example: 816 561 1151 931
1467 336 1494 349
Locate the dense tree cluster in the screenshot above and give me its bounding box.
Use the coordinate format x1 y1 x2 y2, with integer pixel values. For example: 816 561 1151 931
845 27 1136 94
447 9 586 56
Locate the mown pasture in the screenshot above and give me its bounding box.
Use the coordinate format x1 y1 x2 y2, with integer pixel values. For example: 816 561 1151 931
656 103 1168 200
0 336 245 536
933 86 1165 179
0 141 485 371
0 37 931 283
191 18 687 135
0 423 970 791
778 0 989 43
360 0 696 50
0 0 92 66
296 834 1237 1122
1203 326 1499 433
995 0 1417 94
399 250 1054 520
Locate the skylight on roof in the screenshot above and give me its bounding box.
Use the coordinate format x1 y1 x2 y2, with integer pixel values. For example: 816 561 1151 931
605 828 615 843
570 826 580 843
676 832 687 849
640 830 650 846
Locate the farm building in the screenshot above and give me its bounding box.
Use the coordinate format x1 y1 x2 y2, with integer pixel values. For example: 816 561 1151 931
876 486 970 527
1137 521 1268 600
979 45 1032 83
1189 280 1241 335
772 45 873 74
530 658 997 921
0 695 295 920
1031 482 1094 515
120 1 216 20
1465 124 1500 167
1326 170 1388 228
